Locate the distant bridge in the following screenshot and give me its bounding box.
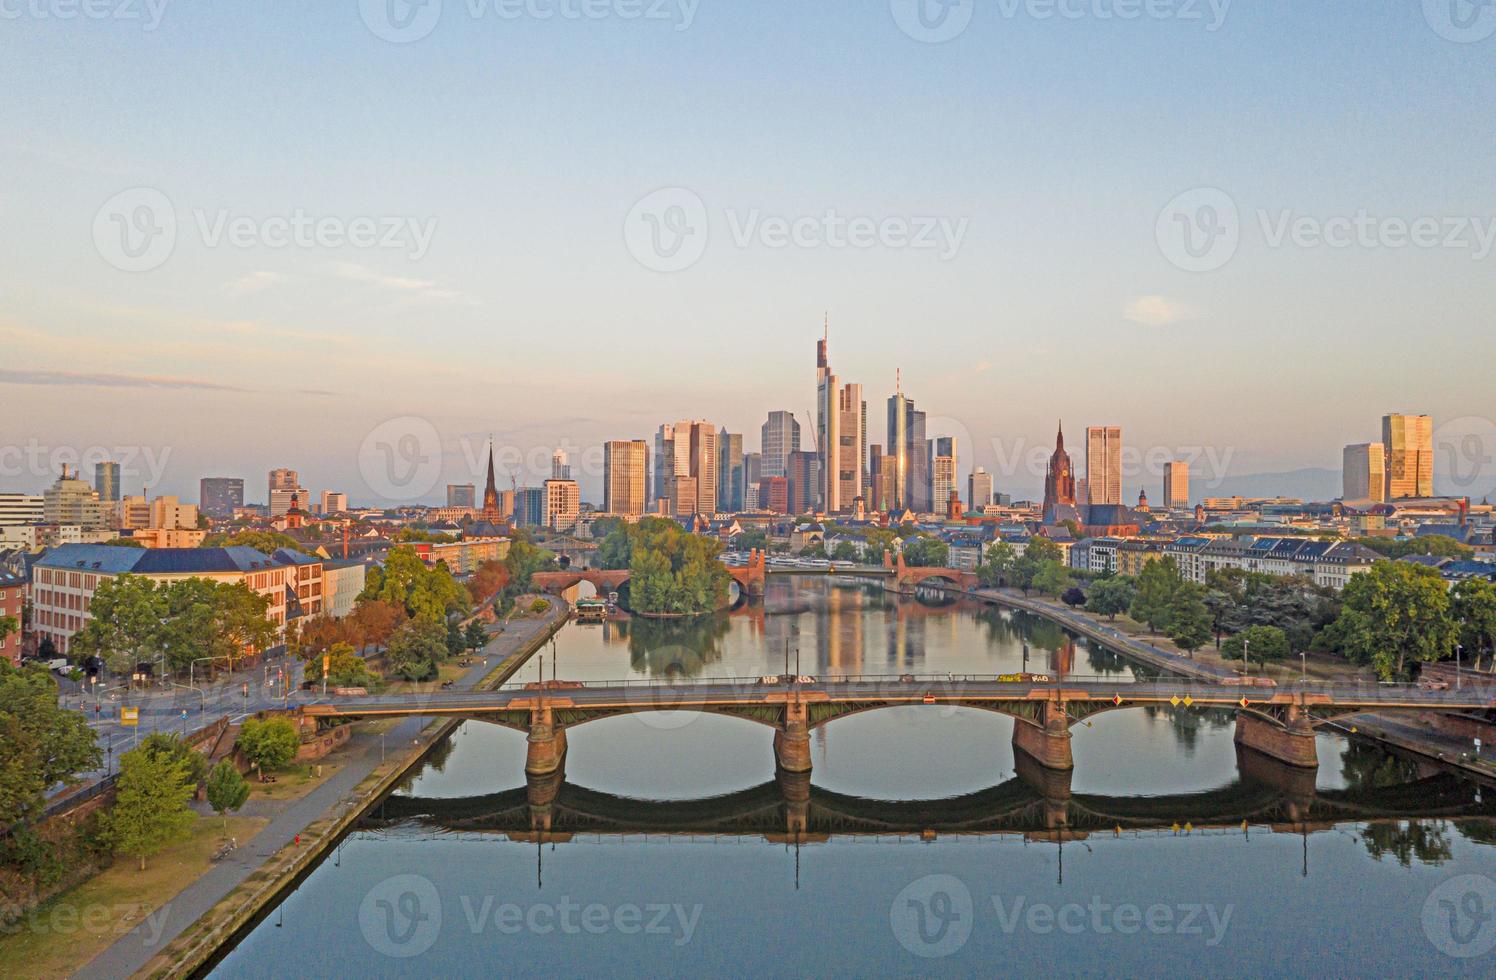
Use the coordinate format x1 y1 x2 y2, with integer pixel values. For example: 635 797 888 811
302 675 1496 800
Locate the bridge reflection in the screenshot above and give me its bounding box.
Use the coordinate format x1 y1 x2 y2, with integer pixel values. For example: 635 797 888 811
364 744 1496 848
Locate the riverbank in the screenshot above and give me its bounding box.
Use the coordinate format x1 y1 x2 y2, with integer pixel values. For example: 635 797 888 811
75 603 568 980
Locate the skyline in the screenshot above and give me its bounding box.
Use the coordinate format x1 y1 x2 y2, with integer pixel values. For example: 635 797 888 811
4 3 1495 504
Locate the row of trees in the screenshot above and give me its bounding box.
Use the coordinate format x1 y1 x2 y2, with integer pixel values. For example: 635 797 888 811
70 576 278 676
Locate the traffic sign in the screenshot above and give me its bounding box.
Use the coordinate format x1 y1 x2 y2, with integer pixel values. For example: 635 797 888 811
120 707 139 727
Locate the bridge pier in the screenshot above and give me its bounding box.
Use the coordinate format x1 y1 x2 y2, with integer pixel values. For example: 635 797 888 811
526 705 568 779
526 767 565 810
775 701 813 774
1011 700 1073 772
778 768 812 836
1234 707 1318 770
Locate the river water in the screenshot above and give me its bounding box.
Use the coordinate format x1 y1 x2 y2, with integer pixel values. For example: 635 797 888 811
211 576 1496 976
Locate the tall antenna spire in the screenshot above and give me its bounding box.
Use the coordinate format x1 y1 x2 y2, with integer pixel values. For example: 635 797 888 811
896 368 902 395
823 311 828 341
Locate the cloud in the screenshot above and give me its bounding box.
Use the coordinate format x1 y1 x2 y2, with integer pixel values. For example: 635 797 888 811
0 369 247 392
330 262 472 304
225 270 290 296
1125 295 1200 327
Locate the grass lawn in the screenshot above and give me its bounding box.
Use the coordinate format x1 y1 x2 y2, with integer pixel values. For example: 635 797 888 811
382 661 467 696
0 815 265 979
247 761 343 802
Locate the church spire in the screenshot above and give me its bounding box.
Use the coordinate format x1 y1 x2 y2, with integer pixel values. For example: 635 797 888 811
485 436 497 494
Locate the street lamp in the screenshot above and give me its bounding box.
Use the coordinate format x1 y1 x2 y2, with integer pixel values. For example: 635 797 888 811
1456 645 1463 690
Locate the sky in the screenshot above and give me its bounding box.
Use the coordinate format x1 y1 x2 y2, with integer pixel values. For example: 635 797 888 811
3 1 1495 506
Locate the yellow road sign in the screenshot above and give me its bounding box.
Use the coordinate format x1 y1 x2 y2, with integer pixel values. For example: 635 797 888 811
1169 695 1181 707
1182 696 1194 707
120 706 139 727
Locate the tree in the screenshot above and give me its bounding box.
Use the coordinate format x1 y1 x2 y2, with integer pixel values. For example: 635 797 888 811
0 615 18 644
104 746 197 870
1452 577 1496 672
1221 625 1291 667
1167 582 1213 657
202 530 310 555
1086 576 1136 620
464 621 488 654
977 541 1017 588
1011 538 1065 594
618 517 731 615
138 732 208 787
831 541 861 562
901 536 950 568
1032 560 1072 598
305 642 378 688
1061 586 1087 608
0 662 101 825
70 574 166 676
1130 557 1183 635
446 619 465 658
235 717 301 777
361 547 471 624
386 619 448 681
1334 561 1458 680
350 599 406 652
468 560 512 605
204 760 250 830
1354 535 1473 560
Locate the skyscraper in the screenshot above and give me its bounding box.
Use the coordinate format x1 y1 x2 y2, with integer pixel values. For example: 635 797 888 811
94 461 121 503
604 440 648 516
658 421 717 516
268 467 304 517
1085 426 1123 506
907 408 929 512
760 411 801 479
199 477 244 519
1343 444 1386 503
551 450 571 481
815 326 835 512
717 429 744 512
1163 461 1191 508
654 423 680 510
968 467 993 510
931 436 957 514
831 382 865 513
447 484 477 509
543 479 580 531
886 386 910 511
742 452 762 510
1382 414 1434 499
787 450 818 515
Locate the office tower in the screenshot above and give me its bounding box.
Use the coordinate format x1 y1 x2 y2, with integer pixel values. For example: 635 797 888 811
1163 461 1191 508
0 493 44 525
517 486 547 527
676 421 717 515
758 476 789 514
654 423 687 508
907 408 929 512
671 475 698 517
968 467 993 510
717 429 744 512
604 440 648 516
816 327 835 512
1075 477 1090 509
447 484 477 509
869 444 886 511
268 467 305 516
742 452 762 509
150 496 199 529
886 377 930 511
931 436 956 515
199 478 244 519
94 461 122 503
551 450 571 480
761 411 801 479
826 382 865 514
1382 414 1434 499
1342 444 1386 503
543 479 581 530
320 491 348 514
787 451 818 514
43 468 107 527
1085 426 1123 506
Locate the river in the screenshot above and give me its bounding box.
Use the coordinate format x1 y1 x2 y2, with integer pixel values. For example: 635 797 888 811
210 576 1496 976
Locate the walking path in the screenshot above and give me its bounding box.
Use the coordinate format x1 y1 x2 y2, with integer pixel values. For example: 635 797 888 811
76 606 564 980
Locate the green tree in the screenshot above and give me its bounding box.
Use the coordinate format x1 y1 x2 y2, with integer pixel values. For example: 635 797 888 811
305 642 379 688
204 759 250 829
464 621 488 654
0 615 17 644
1130 557 1183 635
831 541 861 562
70 574 166 676
1221 624 1291 667
1167 582 1213 657
1085 576 1136 620
1032 560 1071 598
235 717 301 777
386 619 448 681
0 662 101 825
445 619 465 658
1334 560 1458 680
361 547 472 624
202 530 309 555
620 517 731 615
1354 535 1473 560
138 732 208 787
901 536 950 568
1452 577 1496 672
104 746 197 870
977 541 1017 588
